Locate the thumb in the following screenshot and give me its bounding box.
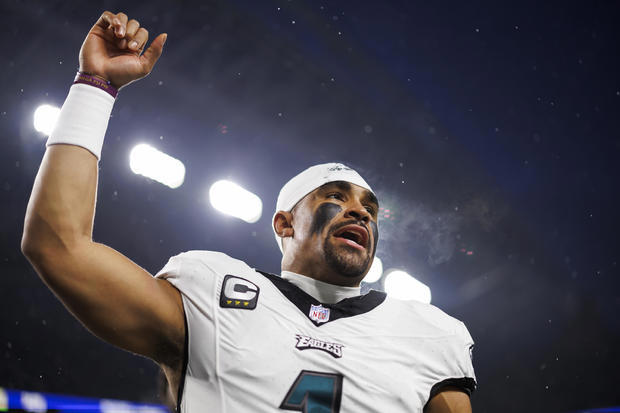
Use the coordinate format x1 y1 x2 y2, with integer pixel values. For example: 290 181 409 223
141 33 167 73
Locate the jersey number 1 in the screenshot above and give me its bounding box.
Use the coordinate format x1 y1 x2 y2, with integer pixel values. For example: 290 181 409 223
280 370 343 413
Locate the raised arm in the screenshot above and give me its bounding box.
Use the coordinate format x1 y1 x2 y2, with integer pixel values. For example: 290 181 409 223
21 11 184 368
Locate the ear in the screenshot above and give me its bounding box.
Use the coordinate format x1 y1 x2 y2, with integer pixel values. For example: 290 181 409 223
273 211 294 239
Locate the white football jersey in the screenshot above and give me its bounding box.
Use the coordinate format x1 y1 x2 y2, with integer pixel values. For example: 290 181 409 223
155 251 476 413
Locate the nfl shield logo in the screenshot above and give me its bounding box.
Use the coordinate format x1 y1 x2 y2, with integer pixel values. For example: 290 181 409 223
309 304 330 323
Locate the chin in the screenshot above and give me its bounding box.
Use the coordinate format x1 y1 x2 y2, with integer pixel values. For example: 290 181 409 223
323 241 371 279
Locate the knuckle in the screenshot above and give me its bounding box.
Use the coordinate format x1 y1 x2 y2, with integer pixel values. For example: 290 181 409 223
101 11 113 21
129 19 139 27
117 12 127 20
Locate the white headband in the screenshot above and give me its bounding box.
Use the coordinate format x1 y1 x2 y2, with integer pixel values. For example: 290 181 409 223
273 162 374 253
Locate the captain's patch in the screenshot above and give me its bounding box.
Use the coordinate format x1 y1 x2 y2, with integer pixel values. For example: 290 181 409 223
295 334 344 358
220 275 260 310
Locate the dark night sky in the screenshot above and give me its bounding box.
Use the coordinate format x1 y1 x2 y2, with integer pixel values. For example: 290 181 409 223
1 0 619 412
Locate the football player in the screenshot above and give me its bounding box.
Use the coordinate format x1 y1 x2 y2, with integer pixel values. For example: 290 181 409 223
22 11 476 413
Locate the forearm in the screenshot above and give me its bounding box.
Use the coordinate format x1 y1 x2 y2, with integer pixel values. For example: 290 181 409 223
22 144 99 256
23 70 117 255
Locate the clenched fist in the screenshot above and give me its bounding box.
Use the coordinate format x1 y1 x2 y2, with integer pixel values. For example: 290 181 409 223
79 11 167 89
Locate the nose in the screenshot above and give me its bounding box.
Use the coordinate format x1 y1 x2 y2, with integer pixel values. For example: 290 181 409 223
344 203 371 223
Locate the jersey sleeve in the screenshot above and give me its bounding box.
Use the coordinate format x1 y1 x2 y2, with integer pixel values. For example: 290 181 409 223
428 320 477 400
155 251 220 316
154 251 223 381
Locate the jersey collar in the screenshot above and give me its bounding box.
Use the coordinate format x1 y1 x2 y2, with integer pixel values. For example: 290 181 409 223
258 270 386 327
280 270 361 304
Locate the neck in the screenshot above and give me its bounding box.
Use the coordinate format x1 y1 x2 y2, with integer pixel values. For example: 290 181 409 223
282 260 363 287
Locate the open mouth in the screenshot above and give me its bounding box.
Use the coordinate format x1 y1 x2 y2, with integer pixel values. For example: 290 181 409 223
333 224 369 250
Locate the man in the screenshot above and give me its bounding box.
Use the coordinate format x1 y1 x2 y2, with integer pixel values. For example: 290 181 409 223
21 11 476 413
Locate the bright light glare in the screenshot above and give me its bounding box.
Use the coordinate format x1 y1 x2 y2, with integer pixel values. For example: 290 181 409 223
209 180 263 223
364 257 383 283
33 104 61 136
384 270 432 303
129 144 185 189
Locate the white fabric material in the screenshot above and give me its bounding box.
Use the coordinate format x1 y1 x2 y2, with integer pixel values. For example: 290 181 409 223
156 250 476 413
47 83 115 160
273 163 374 252
281 270 360 304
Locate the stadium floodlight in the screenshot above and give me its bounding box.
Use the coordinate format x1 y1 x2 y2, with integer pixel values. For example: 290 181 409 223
384 269 432 303
33 104 61 136
209 180 263 223
129 143 185 189
364 256 383 283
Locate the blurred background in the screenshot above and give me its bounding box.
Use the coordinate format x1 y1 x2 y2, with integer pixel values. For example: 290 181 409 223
1 0 619 411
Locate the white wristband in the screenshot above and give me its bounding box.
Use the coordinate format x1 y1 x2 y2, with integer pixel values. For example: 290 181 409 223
47 83 115 160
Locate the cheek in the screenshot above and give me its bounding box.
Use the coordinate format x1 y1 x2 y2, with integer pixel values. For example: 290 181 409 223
309 203 342 235
369 221 379 254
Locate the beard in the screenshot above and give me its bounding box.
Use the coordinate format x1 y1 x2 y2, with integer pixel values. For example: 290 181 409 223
323 235 372 278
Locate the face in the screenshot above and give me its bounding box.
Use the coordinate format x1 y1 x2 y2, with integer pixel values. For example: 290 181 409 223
285 181 379 283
